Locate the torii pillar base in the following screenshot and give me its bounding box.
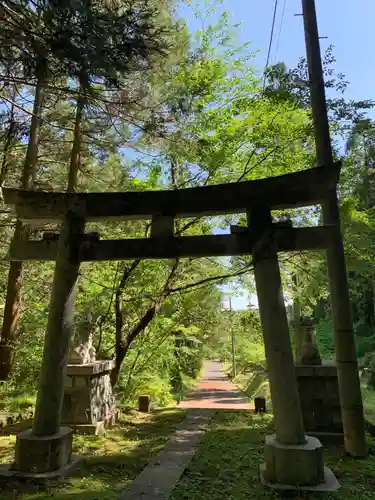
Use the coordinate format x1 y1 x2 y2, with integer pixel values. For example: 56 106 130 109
260 434 340 492
0 427 81 480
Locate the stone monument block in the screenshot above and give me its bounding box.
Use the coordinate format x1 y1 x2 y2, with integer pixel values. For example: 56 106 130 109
62 360 118 434
254 397 267 413
138 396 151 413
295 361 343 436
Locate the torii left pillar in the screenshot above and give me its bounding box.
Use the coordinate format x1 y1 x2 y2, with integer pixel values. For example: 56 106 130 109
13 211 84 475
249 207 339 491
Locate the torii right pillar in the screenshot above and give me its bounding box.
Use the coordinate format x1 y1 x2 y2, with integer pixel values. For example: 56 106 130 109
249 207 339 491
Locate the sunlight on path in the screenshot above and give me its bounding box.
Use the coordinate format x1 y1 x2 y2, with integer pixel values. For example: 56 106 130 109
180 360 252 410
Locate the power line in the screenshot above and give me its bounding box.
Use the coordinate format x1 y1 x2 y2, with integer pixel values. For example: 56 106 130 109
263 0 279 91
273 0 287 64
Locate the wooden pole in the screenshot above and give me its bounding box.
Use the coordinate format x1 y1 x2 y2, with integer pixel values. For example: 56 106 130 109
292 273 302 362
32 212 84 436
301 0 367 456
250 207 306 445
229 297 236 378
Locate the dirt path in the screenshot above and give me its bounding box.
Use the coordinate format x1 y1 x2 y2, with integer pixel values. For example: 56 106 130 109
179 360 252 410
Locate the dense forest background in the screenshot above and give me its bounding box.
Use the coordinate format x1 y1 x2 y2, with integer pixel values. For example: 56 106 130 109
0 0 375 413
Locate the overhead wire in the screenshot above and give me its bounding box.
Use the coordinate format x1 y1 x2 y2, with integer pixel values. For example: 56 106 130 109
263 0 279 92
273 0 287 64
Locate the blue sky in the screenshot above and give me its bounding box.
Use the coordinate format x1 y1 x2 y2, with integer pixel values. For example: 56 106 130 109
179 0 374 111
178 0 374 310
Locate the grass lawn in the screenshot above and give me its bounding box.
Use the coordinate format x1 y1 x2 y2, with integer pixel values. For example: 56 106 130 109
170 411 375 500
0 408 186 500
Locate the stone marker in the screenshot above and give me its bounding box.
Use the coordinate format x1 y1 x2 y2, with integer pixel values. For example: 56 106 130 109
139 395 151 413
254 397 266 414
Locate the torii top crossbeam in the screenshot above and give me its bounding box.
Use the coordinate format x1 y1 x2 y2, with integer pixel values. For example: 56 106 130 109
3 162 341 222
3 162 341 262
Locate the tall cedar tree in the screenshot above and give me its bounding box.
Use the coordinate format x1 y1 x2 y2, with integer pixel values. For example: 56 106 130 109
0 0 176 379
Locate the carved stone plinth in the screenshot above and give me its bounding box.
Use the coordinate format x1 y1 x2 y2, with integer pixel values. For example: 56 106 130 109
62 360 118 435
260 434 340 491
295 360 343 437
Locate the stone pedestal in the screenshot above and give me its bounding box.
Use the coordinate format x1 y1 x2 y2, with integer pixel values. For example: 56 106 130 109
62 360 118 435
13 427 73 474
295 361 343 438
260 434 340 491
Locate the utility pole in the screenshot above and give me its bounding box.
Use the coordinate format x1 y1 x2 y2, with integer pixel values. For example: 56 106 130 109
229 297 236 378
301 0 368 457
292 273 302 362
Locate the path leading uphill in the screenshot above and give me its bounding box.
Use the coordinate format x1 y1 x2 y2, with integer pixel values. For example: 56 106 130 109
119 361 251 500
179 360 252 410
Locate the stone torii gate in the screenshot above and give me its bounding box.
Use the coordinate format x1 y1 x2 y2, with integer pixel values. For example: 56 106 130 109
0 161 363 489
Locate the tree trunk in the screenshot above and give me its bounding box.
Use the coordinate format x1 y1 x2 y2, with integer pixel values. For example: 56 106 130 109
111 305 158 387
0 87 17 185
0 69 46 380
171 157 178 188
67 92 84 192
112 341 130 387
111 260 179 387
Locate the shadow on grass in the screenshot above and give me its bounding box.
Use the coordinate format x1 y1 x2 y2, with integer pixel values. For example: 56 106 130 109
170 411 375 500
0 408 187 500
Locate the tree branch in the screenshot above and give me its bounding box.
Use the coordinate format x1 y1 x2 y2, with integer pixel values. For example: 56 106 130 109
170 262 254 294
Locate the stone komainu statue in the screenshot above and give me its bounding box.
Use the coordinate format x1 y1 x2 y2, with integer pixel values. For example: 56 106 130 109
69 311 97 364
297 316 321 366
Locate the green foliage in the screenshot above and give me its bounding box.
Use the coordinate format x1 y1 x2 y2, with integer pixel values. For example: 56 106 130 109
0 0 374 416
314 318 335 360
215 308 265 376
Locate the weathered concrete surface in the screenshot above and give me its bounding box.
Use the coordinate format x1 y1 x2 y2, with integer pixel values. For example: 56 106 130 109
260 465 340 492
261 434 340 492
180 360 252 410
14 427 73 474
263 434 324 486
250 209 306 446
119 410 213 500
